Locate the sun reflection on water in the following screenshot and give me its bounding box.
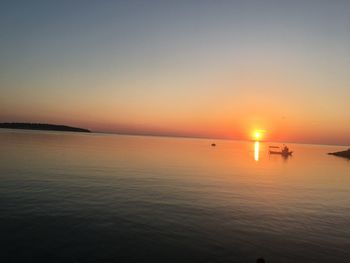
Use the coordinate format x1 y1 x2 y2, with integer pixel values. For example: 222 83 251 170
254 141 260 161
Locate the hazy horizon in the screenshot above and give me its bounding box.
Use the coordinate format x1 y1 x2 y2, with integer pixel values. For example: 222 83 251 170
1 124 349 148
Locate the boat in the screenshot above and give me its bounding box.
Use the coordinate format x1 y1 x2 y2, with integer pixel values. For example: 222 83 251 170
269 145 293 156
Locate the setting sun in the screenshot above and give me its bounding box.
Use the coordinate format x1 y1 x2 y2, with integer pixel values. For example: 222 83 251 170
254 132 261 140
253 130 265 141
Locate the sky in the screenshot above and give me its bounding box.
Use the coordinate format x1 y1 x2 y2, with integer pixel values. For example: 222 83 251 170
1 0 349 145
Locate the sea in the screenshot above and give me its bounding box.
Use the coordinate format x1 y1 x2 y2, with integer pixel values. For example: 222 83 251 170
1 129 349 263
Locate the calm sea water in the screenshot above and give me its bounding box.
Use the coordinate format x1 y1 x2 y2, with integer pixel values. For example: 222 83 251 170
1 129 349 263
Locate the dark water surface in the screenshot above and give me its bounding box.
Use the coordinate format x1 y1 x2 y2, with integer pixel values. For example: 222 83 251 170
1 130 349 262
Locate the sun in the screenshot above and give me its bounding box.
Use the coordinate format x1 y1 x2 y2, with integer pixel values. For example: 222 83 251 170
254 131 261 140
253 130 265 141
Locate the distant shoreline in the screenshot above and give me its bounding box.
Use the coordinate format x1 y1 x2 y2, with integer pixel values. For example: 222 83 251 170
0 123 90 133
328 149 350 159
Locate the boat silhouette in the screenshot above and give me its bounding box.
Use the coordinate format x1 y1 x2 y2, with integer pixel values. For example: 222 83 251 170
269 145 293 156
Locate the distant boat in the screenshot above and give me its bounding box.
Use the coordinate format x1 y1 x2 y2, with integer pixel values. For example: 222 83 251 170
269 145 293 156
211 143 216 147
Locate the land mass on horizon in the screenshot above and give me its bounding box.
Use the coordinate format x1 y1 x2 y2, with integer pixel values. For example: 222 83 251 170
0 123 90 133
328 149 350 159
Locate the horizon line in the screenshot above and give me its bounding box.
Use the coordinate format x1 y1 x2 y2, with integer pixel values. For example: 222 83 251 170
92 130 349 148
1 122 348 147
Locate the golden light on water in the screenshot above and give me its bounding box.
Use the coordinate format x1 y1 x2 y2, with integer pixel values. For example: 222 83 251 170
254 141 259 161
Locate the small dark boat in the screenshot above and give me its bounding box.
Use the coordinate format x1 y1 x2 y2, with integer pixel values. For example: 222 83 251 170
211 143 216 147
269 150 293 156
269 145 293 156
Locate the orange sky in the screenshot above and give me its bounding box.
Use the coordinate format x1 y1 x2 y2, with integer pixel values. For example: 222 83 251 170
1 1 350 145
